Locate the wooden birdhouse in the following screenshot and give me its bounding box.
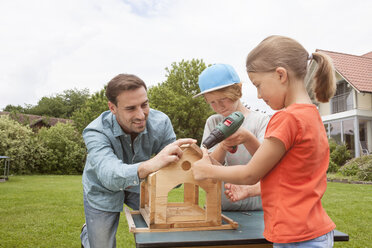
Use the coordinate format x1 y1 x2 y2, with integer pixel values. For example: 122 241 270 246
125 144 238 232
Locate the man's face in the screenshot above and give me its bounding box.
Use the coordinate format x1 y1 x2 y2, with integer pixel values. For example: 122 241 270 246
108 87 150 134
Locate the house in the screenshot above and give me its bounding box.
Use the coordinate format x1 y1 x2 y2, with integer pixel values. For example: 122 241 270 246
0 111 72 131
306 50 372 157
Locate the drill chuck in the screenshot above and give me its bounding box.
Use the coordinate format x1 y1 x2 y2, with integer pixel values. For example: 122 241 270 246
202 129 225 149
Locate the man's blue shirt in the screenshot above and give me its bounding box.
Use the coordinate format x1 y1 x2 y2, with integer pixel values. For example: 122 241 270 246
82 109 176 212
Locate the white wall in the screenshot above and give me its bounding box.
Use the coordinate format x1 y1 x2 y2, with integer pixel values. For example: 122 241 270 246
318 102 331 116
357 92 372 110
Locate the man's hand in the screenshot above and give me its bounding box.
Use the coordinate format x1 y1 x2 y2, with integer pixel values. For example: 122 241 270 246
191 147 213 181
138 138 196 179
224 182 261 202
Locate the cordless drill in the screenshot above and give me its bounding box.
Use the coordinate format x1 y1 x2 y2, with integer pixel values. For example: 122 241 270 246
202 111 245 152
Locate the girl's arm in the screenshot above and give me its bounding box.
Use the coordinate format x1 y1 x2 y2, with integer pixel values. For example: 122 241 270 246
192 137 286 185
209 144 227 164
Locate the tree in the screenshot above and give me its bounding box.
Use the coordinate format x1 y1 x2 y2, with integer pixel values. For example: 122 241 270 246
148 59 214 143
71 88 109 133
3 104 27 113
25 88 90 118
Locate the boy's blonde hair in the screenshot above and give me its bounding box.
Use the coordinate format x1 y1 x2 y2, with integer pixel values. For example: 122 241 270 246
246 35 336 103
207 82 242 102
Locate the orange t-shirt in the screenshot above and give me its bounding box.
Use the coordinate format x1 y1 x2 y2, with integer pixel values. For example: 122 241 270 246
261 104 335 243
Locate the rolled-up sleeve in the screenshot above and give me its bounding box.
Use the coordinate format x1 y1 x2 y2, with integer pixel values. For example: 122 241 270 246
83 129 139 192
157 116 177 152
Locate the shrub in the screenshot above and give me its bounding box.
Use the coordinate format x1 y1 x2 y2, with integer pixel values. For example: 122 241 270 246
328 139 351 173
0 116 47 174
340 155 372 181
328 160 339 173
38 123 86 174
329 138 337 153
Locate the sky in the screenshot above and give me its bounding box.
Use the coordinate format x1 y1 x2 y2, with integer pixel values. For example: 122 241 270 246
1 0 371 114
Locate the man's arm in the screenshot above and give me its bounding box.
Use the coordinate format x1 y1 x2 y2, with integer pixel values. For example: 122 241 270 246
84 128 196 190
84 129 141 192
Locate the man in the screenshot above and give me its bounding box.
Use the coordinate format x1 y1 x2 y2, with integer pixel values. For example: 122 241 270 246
80 74 195 248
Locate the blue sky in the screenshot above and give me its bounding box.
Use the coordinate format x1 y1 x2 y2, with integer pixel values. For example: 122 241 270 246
1 0 371 114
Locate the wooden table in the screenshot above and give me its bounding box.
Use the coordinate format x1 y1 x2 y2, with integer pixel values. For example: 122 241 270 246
130 211 349 248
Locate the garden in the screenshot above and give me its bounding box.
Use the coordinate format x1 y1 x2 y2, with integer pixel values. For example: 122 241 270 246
1 59 371 247
0 175 371 247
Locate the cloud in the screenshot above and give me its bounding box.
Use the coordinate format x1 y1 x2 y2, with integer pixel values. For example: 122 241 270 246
0 0 371 114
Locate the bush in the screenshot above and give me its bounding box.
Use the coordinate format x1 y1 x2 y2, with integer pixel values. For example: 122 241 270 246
0 116 87 174
328 160 339 173
38 123 86 174
328 139 351 173
340 155 372 181
0 116 48 174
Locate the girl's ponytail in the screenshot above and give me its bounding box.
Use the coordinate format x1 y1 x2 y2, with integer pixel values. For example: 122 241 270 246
311 52 336 103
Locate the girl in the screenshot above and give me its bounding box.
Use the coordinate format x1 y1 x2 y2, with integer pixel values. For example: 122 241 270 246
192 36 336 247
195 63 270 210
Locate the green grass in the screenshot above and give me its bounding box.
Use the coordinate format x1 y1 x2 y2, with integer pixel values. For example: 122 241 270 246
0 176 371 247
322 182 372 247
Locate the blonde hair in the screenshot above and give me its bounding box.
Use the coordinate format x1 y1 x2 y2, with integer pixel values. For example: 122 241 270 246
246 35 336 103
208 83 242 102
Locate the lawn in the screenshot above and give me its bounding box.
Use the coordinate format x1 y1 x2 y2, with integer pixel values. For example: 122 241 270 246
0 175 371 247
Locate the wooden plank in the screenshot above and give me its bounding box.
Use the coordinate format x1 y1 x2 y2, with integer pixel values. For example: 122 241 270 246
221 214 239 229
167 214 205 222
148 173 156 224
167 202 193 207
176 245 272 248
124 207 136 232
140 208 151 228
184 183 198 205
126 211 237 233
172 221 221 228
131 222 237 233
140 180 146 208
154 195 168 224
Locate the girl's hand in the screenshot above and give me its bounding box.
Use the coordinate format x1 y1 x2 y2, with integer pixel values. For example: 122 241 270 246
192 147 213 181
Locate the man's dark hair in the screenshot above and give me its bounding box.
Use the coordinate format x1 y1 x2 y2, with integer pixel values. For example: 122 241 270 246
106 74 147 105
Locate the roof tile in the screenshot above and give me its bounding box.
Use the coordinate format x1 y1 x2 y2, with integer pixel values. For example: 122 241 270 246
316 49 372 93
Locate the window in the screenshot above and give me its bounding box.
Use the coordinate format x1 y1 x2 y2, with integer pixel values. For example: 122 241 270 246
330 121 341 144
359 119 371 154
331 80 353 113
324 123 329 136
343 119 355 156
